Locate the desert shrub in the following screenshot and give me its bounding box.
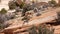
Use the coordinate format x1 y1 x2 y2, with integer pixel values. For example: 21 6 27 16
21 2 35 16
50 0 56 4
19 0 27 9
36 13 41 16
8 1 17 9
38 24 54 34
22 16 30 22
29 26 38 34
21 4 30 16
48 0 57 7
0 23 10 29
0 8 7 14
0 24 3 29
21 4 35 16
21 11 26 16
19 2 25 9
28 24 54 34
0 23 6 29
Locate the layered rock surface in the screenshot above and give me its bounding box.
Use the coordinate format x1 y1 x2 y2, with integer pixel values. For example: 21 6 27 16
0 7 60 34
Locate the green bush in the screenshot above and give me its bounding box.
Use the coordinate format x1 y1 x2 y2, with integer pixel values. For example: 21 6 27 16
0 8 7 14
